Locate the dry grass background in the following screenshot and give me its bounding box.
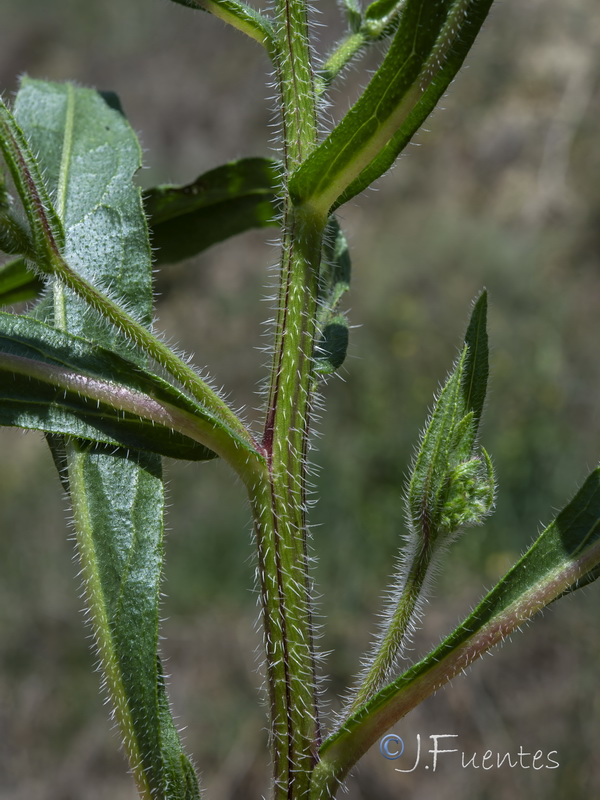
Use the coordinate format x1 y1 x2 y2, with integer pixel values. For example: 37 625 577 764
1 0 600 798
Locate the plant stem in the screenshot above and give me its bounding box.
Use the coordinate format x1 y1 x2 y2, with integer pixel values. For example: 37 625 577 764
348 542 431 714
253 203 327 799
250 0 328 795
272 0 318 171
315 0 409 95
315 32 367 94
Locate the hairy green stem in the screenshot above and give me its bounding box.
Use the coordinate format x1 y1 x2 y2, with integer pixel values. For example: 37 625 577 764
348 542 431 714
273 0 318 170
253 0 327 794
315 32 367 94
257 204 327 799
315 0 409 94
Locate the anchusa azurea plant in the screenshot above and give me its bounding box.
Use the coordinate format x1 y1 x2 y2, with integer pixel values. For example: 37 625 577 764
1 0 599 798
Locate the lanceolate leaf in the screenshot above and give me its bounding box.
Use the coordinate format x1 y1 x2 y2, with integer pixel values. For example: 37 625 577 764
461 290 488 427
346 294 491 712
290 0 495 213
311 468 600 799
317 218 351 324
64 442 201 800
0 362 218 461
145 157 280 264
0 329 220 463
11 79 155 345
406 292 493 546
0 310 256 461
12 78 201 798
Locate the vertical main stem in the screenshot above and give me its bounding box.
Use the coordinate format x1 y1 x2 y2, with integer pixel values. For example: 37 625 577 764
248 0 327 796
252 203 327 799
272 0 318 171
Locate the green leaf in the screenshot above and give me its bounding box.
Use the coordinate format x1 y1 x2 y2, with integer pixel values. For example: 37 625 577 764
461 290 489 427
145 157 280 264
0 200 35 257
0 311 259 462
0 363 217 462
0 95 65 266
64 442 201 800
12 78 156 344
406 292 493 547
11 77 201 798
290 0 495 213
314 317 349 375
342 293 490 715
314 218 351 376
1 80 259 471
0 157 280 303
169 0 275 48
0 312 220 462
311 468 600 798
0 257 43 306
1 83 261 450
363 0 406 30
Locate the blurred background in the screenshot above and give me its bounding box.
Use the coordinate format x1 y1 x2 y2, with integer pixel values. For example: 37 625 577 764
1 0 599 798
